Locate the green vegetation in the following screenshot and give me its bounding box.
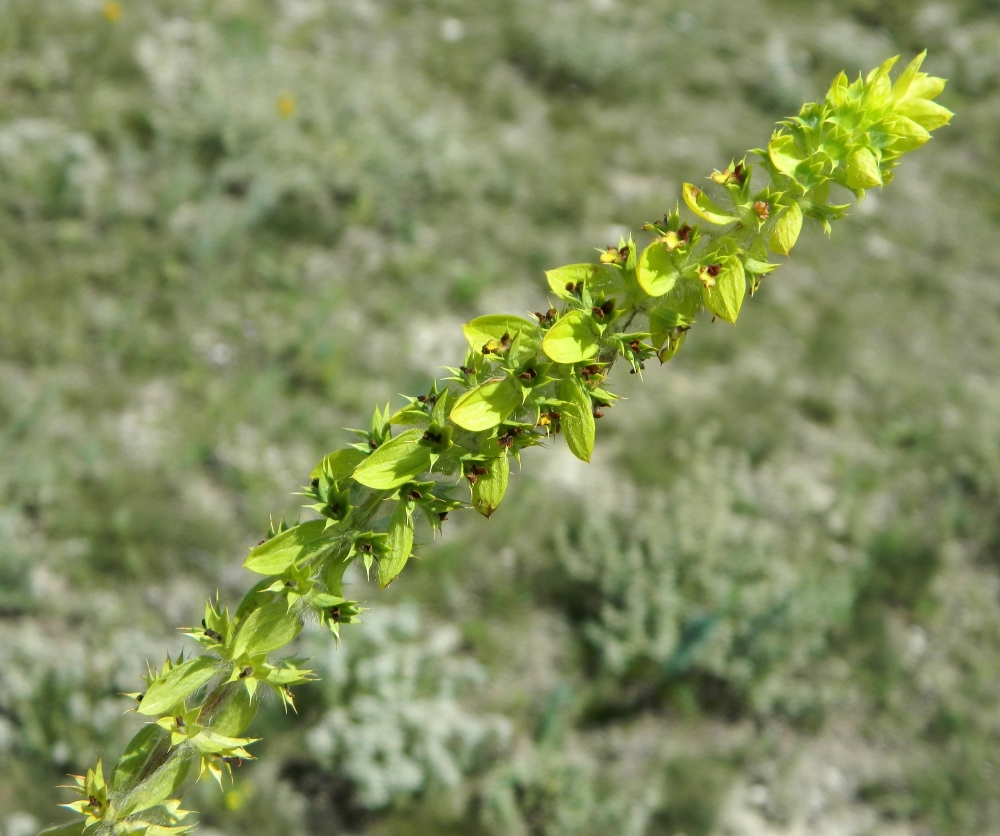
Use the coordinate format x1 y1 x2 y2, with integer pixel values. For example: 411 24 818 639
0 2 997 835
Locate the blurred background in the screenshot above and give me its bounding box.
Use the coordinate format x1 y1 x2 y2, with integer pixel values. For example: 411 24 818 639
0 1 998 834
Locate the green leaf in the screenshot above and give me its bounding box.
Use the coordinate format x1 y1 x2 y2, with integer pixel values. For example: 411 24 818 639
648 306 688 351
462 315 541 365
542 310 601 364
309 448 366 481
231 601 303 659
682 183 738 225
891 50 923 93
431 388 449 426
142 821 195 836
826 69 850 106
845 147 882 190
769 202 803 256
472 454 509 518
907 75 947 101
745 258 779 275
651 316 689 362
864 54 899 102
450 377 522 432
768 133 806 177
653 276 703 321
351 429 432 490
204 683 257 737
544 264 619 301
244 519 335 576
139 656 219 717
234 577 273 622
636 242 680 297
892 53 950 104
377 501 414 587
886 115 931 152
896 96 953 131
39 825 86 836
263 662 314 687
388 403 429 426
702 259 746 324
188 730 255 756
111 724 171 794
120 751 193 817
558 376 595 463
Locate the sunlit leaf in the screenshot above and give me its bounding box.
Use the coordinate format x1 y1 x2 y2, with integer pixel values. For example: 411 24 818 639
472 454 509 517
450 377 522 431
139 657 219 717
558 376 595 463
542 310 600 364
636 242 680 297
702 259 746 324
309 448 366 481
682 183 739 225
377 501 414 588
244 519 335 575
845 147 882 190
231 601 303 659
769 202 803 256
351 429 432 490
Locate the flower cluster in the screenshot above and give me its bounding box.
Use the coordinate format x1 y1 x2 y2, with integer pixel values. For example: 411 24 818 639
45 54 951 836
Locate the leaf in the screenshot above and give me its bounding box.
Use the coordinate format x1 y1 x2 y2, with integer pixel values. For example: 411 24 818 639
351 429 432 490
120 751 194 817
654 276 703 321
652 319 689 363
891 50 926 102
204 683 257 737
111 724 171 793
745 258 779 275
826 70 849 106
702 259 746 324
886 115 931 152
145 823 196 836
231 601 303 659
896 97 953 131
542 310 601 364
845 147 883 190
263 661 314 687
309 448 366 481
431 388 449 425
472 454 509 517
682 183 738 225
139 656 219 717
450 377 522 432
768 133 806 177
558 376 595 463
244 519 335 575
188 730 255 756
544 264 619 301
234 577 273 621
769 202 803 256
377 501 414 588
389 403 429 426
648 306 688 350
864 54 898 104
462 315 541 365
908 75 947 101
39 825 87 836
636 242 681 297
